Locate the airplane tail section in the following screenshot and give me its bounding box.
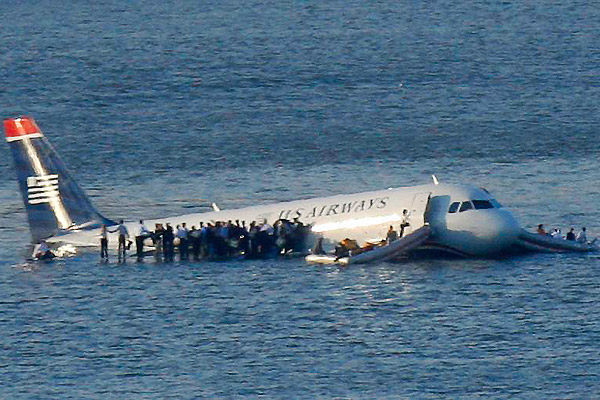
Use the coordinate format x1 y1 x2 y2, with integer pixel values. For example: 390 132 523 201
4 116 113 242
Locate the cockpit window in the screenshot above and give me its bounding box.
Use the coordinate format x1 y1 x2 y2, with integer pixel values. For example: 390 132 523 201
459 201 473 212
450 199 500 213
472 200 494 210
448 202 460 213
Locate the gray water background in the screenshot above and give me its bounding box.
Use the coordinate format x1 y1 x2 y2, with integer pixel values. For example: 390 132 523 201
0 1 599 398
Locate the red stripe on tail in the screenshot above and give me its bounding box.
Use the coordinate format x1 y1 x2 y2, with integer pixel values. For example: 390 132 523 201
3 116 41 138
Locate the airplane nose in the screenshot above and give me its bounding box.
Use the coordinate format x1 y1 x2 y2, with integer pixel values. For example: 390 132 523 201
487 209 521 249
435 207 523 256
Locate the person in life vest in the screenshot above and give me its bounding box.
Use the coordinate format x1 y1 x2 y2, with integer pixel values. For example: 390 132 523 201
537 224 547 235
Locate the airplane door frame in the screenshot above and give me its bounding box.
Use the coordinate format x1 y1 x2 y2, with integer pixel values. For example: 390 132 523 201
408 192 432 233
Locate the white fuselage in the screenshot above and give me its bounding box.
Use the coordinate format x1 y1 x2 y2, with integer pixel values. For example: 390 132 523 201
50 183 522 257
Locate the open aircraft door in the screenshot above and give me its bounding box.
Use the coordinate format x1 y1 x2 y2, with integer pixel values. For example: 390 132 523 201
408 192 431 234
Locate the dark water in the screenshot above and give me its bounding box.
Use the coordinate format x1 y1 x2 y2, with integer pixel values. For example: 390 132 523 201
1 1 599 398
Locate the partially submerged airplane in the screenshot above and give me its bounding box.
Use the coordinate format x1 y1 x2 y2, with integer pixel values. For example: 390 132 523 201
4 116 597 261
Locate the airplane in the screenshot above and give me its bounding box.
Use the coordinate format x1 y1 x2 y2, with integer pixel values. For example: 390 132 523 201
4 115 528 259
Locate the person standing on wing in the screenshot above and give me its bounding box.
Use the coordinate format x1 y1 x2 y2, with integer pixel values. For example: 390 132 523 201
100 224 109 261
177 223 189 260
109 220 130 262
153 223 164 262
134 219 151 260
163 223 175 261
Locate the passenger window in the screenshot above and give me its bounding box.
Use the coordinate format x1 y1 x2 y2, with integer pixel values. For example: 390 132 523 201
490 199 503 208
448 202 460 213
473 200 494 210
459 201 473 212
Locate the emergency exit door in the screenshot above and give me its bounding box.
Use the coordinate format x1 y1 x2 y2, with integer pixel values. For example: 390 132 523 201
408 192 432 233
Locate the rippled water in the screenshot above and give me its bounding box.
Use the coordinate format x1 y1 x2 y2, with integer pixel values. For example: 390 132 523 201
1 1 599 398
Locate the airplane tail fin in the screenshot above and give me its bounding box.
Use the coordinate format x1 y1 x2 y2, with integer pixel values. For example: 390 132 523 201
4 116 113 242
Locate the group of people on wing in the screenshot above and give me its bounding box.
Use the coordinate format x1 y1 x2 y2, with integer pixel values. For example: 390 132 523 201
536 224 591 244
100 217 310 262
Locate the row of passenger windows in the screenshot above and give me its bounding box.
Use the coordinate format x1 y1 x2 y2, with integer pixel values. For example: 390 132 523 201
448 199 501 213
